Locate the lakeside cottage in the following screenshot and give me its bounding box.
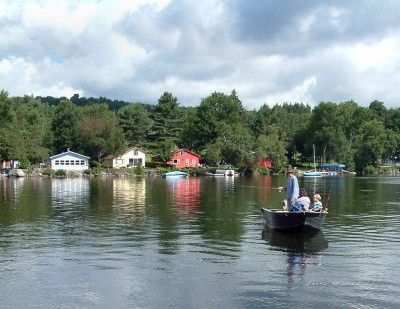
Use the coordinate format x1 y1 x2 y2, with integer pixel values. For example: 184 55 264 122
49 149 90 171
166 149 201 168
102 148 146 169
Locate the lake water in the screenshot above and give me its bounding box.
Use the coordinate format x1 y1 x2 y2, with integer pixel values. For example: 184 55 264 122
0 175 399 308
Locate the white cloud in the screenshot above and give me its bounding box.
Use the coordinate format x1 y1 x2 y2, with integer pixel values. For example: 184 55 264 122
0 0 400 109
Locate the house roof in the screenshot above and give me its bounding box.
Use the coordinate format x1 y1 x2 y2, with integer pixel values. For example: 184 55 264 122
103 147 145 160
173 149 201 158
50 150 90 160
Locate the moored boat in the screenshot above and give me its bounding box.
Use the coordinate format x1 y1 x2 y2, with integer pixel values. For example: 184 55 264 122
8 169 25 177
302 171 323 177
302 144 323 177
162 171 188 178
261 208 327 232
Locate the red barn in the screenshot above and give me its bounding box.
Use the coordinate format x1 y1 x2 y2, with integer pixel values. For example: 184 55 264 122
167 149 201 168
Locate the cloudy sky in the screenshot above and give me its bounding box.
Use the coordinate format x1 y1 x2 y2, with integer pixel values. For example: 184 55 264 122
1 0 399 110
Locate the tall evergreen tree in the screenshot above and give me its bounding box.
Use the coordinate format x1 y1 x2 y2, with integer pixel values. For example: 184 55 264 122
150 92 182 149
117 103 154 147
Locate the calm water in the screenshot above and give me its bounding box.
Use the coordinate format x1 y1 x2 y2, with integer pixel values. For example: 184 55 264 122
0 175 399 309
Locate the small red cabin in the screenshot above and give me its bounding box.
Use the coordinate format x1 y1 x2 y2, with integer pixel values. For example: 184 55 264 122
167 149 200 168
259 159 272 168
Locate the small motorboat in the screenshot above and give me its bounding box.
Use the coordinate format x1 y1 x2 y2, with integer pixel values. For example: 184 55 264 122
161 171 188 178
261 208 327 232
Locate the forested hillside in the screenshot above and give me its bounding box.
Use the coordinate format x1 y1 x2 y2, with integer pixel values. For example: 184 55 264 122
1 89 398 174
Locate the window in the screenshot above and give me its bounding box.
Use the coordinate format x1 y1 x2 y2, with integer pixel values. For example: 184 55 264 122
55 160 59 165
60 160 64 165
173 159 180 164
134 150 138 156
80 160 85 165
180 150 186 155
65 160 70 165
75 160 80 165
192 159 196 166
185 159 189 167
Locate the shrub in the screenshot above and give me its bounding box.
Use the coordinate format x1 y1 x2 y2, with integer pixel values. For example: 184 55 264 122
134 166 144 175
42 168 55 176
54 169 67 176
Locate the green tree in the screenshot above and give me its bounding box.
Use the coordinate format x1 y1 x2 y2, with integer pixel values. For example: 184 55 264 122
253 125 287 173
189 91 245 152
77 104 125 162
0 92 25 161
150 92 182 148
218 122 254 166
353 119 387 172
52 100 81 153
117 103 153 147
180 106 198 150
17 97 53 163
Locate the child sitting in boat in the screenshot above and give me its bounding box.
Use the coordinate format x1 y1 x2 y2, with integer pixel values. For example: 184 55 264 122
292 188 310 212
311 194 323 212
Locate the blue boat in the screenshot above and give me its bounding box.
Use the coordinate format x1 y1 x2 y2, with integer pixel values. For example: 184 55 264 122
162 171 188 178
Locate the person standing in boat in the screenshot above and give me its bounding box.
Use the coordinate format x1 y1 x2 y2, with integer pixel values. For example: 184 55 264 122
278 170 299 211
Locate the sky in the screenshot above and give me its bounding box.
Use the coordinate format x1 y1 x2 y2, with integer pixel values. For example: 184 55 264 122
1 0 399 110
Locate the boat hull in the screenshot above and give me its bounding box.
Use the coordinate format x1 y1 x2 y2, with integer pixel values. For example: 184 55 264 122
162 171 188 178
261 208 327 232
302 172 323 177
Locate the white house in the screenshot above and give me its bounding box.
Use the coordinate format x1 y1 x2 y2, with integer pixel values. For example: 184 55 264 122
49 149 90 171
102 148 146 169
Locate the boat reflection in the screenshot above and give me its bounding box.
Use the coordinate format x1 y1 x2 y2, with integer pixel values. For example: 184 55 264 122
262 228 328 253
165 177 201 217
262 228 328 286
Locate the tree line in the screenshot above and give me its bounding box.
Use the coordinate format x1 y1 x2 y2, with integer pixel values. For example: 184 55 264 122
0 89 399 174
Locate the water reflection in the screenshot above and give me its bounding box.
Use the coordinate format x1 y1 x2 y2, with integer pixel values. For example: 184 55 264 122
262 228 328 285
262 228 328 253
165 177 201 217
111 177 146 218
51 178 90 206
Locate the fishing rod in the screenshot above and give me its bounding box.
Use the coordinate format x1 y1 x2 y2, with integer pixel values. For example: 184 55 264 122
325 191 330 212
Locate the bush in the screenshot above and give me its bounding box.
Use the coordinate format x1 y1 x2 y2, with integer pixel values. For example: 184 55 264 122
255 166 270 175
134 166 144 175
42 168 55 176
54 169 67 176
83 169 92 175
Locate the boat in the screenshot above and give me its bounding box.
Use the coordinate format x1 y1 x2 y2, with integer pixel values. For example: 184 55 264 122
213 169 235 176
161 171 188 178
205 164 236 176
302 171 323 177
8 168 25 177
261 208 327 232
302 145 323 177
320 163 354 176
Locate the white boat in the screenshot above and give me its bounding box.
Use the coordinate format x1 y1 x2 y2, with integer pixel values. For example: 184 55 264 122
8 169 25 177
303 171 323 177
303 145 322 177
162 171 188 178
213 169 235 176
